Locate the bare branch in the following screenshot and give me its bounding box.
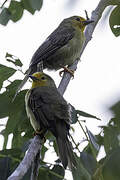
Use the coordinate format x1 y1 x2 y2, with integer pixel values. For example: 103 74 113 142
30 150 41 180
58 59 79 95
7 136 42 180
0 0 8 8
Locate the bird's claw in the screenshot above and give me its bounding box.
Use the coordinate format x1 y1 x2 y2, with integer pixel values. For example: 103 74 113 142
33 130 46 143
59 66 74 78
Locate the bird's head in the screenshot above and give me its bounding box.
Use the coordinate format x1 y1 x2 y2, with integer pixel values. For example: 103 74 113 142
63 16 94 32
29 72 56 89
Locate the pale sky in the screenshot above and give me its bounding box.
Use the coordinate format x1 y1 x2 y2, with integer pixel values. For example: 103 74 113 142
0 0 120 179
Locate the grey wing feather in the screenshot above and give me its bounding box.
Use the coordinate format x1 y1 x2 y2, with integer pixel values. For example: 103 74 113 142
28 89 49 127
30 26 75 67
31 87 70 124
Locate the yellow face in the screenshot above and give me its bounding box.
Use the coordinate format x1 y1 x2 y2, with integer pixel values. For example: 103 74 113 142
29 72 55 88
70 16 93 32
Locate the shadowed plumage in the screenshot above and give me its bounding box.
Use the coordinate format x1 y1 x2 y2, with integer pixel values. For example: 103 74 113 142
25 72 76 168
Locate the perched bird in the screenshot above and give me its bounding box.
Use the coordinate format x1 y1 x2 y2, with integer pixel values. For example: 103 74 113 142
15 15 93 98
25 72 76 169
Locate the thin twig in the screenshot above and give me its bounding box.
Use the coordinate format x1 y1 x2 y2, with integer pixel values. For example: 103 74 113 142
39 167 66 179
78 120 89 141
69 134 81 154
1 0 8 8
7 79 12 83
17 69 25 75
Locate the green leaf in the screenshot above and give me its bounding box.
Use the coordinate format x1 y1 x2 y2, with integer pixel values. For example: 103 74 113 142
0 88 30 149
69 105 100 124
6 53 23 67
30 0 43 11
0 64 16 90
86 127 100 152
83 143 93 155
39 165 64 180
6 80 23 96
0 81 24 118
5 90 27 132
102 147 120 180
22 124 33 139
110 101 120 119
0 92 11 118
0 8 11 26
103 125 120 154
109 102 120 137
41 145 48 160
2 134 8 150
22 0 43 14
72 155 91 180
21 0 35 14
0 148 22 161
8 1 24 22
50 165 65 180
80 152 97 176
109 5 120 37
38 167 51 180
76 110 100 120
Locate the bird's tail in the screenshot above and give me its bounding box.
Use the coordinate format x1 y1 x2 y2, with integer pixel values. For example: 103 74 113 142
56 137 76 169
12 68 31 101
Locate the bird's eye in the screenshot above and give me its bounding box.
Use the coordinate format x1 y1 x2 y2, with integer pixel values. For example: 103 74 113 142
76 17 80 21
41 76 46 80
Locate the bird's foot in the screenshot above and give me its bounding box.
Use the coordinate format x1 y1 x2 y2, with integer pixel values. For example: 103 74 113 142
59 66 74 78
34 130 46 143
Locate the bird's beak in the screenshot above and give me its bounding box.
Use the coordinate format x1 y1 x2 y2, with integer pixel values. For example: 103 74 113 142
83 20 94 25
29 75 38 81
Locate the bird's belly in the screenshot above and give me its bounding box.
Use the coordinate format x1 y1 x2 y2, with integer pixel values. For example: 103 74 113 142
45 37 84 70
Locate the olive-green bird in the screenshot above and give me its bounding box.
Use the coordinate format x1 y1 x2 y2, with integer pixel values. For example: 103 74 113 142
25 72 76 169
15 16 93 98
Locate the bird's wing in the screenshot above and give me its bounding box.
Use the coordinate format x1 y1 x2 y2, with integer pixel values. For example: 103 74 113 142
28 89 49 128
30 26 75 67
29 87 70 126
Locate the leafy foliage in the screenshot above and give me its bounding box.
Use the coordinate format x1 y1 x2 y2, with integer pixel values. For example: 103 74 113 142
6 53 23 67
102 147 120 180
109 5 120 36
0 64 16 90
0 0 43 25
0 8 11 26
